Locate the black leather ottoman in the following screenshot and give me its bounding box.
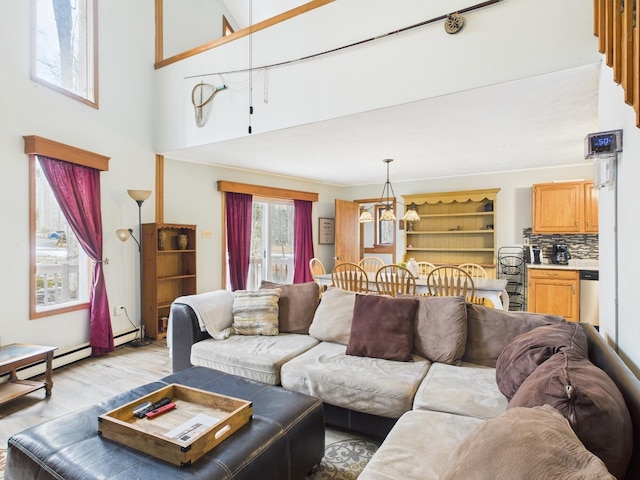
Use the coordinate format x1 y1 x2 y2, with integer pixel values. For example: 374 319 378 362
5 367 325 480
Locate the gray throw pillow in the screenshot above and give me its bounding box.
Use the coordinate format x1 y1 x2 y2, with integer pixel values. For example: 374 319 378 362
260 281 320 334
308 286 356 345
463 302 565 367
441 405 615 480
399 294 467 365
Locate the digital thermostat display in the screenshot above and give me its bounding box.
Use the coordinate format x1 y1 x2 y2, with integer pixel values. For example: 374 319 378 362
585 130 622 158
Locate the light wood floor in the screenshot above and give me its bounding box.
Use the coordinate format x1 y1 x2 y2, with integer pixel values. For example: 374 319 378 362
0 339 172 448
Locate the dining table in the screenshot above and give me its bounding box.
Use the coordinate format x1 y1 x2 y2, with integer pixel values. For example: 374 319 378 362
313 274 510 310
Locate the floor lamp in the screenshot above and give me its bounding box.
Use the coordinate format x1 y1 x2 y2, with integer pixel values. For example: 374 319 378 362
116 189 152 347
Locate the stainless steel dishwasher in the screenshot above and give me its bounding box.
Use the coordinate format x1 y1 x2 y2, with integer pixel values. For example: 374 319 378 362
579 270 599 326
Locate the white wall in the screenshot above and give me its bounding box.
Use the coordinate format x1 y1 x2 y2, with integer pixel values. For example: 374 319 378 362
0 1 157 351
162 158 342 291
596 62 640 377
155 0 599 154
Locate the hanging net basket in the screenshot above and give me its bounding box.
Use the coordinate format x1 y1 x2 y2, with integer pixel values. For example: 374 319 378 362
191 82 227 127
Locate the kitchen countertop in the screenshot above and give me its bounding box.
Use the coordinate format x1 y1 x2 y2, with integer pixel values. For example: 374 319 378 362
527 259 599 271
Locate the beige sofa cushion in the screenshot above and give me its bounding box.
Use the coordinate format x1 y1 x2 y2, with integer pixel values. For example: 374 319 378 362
463 303 564 367
308 287 356 345
358 410 484 480
413 362 507 419
281 341 431 418
440 405 614 479
190 333 318 385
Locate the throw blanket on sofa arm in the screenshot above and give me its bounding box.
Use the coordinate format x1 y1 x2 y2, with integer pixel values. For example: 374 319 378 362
167 290 234 356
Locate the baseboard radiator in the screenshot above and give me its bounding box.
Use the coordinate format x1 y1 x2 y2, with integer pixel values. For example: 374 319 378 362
0 329 140 382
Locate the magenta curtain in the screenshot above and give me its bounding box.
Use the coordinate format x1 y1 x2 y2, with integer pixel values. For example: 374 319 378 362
37 155 113 356
226 192 253 290
293 199 314 283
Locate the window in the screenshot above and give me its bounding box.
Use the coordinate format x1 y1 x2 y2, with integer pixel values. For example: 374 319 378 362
25 135 110 321
247 199 294 289
32 158 90 316
32 0 98 107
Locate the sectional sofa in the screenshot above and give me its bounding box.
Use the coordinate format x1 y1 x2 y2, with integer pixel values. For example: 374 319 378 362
169 282 640 479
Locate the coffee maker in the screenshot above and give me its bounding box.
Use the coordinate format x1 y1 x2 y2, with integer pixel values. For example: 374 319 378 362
552 244 571 265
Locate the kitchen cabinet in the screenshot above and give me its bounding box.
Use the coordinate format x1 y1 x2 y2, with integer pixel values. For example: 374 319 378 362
402 188 499 276
532 181 598 233
527 268 579 322
141 223 197 340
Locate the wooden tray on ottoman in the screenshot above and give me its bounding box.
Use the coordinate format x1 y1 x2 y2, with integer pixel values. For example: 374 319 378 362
98 383 252 467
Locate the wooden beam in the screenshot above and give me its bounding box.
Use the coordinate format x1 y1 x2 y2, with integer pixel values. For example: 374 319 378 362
622 0 635 104
605 0 615 66
23 135 110 171
635 0 640 125
155 0 163 65
155 154 164 224
155 0 333 69
613 0 623 83
217 180 318 202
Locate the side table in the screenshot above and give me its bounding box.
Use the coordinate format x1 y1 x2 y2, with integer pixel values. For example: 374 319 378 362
0 343 57 406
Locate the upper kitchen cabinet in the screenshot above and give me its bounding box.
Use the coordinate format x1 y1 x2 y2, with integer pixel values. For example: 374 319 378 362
532 181 598 234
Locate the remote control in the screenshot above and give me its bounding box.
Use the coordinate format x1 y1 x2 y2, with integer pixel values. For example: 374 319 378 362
146 402 176 419
133 397 171 418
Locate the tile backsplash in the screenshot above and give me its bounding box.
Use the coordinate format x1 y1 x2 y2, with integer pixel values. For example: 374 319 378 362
523 228 599 260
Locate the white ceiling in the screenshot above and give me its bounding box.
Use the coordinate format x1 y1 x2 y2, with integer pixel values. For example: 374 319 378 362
165 62 601 187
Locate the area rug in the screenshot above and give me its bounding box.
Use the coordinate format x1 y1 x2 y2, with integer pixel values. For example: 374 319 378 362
0 439 377 480
307 438 380 480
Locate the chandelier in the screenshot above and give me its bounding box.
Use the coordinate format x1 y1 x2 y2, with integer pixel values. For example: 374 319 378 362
359 159 421 223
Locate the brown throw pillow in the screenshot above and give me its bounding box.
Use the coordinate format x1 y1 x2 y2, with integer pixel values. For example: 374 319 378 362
463 302 565 367
260 281 320 334
495 322 588 399
346 294 418 362
399 294 467 365
508 351 632 479
441 405 615 480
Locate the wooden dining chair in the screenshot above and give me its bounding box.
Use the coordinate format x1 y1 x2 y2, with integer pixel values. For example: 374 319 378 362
416 261 436 279
309 257 327 296
331 262 369 293
457 263 495 306
458 263 487 280
309 257 326 277
375 264 416 297
358 257 385 276
426 266 475 302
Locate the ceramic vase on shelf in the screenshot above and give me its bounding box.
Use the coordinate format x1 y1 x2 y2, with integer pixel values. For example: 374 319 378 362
177 234 188 250
158 230 167 250
406 258 419 277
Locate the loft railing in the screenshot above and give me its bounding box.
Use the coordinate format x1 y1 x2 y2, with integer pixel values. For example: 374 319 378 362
594 0 640 126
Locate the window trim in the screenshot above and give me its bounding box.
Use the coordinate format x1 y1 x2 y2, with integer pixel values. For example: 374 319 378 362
24 135 109 319
31 0 100 109
217 180 318 287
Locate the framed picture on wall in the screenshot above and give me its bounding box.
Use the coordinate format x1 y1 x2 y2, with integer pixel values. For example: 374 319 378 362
318 217 335 244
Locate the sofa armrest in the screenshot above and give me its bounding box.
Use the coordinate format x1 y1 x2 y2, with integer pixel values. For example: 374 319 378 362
170 303 212 373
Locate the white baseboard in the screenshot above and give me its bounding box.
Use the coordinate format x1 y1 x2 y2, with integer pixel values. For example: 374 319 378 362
0 329 140 383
